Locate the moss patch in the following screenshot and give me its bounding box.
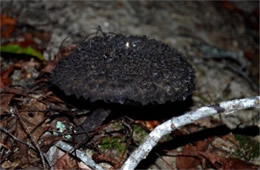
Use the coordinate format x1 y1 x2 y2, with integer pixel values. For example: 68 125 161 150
232 134 259 161
132 124 149 144
100 136 127 155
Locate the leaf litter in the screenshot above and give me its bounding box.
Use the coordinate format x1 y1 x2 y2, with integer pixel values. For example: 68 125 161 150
0 1 259 169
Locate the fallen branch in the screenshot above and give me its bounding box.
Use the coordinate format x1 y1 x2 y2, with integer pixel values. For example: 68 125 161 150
121 96 260 170
55 141 104 170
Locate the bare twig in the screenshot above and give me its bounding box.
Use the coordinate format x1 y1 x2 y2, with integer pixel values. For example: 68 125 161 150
121 96 260 170
15 109 51 169
55 141 104 170
0 127 36 150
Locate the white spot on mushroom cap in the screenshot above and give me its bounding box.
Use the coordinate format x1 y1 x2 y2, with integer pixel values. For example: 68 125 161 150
125 42 130 49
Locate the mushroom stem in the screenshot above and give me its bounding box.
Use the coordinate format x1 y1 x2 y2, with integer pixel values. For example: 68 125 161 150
121 96 260 170
75 108 110 143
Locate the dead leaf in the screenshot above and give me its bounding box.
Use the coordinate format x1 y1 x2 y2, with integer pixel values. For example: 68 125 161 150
134 120 159 131
196 139 210 151
58 44 77 59
0 87 26 97
40 59 58 74
220 1 242 13
46 92 66 104
78 162 92 170
1 94 51 167
221 133 239 147
40 135 61 152
199 152 259 169
41 44 77 74
176 139 210 169
0 116 16 143
15 33 45 57
0 13 16 38
54 153 79 170
176 145 201 169
19 98 50 141
1 159 21 169
16 119 30 166
0 93 14 115
0 65 14 88
0 62 23 88
92 153 120 168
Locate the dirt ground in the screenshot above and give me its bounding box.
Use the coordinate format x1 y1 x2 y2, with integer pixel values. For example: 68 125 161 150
1 1 259 169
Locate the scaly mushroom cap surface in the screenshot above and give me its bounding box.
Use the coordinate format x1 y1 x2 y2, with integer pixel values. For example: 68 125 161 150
50 33 195 105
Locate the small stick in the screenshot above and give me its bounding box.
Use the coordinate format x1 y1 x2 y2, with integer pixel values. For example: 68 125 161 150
121 96 260 170
0 127 36 150
55 141 104 170
15 108 51 169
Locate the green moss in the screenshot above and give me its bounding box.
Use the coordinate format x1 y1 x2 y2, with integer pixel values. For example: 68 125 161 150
110 122 124 131
232 134 259 161
161 134 173 142
100 136 127 154
132 124 148 144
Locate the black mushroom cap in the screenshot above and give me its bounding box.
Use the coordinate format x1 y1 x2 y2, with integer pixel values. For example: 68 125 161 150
50 33 195 105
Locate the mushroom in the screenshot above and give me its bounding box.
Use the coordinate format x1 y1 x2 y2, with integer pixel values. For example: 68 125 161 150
50 32 195 142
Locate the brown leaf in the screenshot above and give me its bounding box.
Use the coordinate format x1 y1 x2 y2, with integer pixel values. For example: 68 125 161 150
46 92 66 104
134 120 159 131
19 98 49 141
1 159 21 169
40 135 61 152
176 139 210 169
221 133 239 147
41 44 77 74
199 152 259 169
4 96 51 167
54 153 79 170
220 1 241 13
0 87 25 96
0 117 16 143
40 59 57 74
93 153 120 168
11 31 51 53
0 62 22 88
196 139 210 151
0 65 14 88
17 33 42 52
176 145 200 169
0 93 14 115
0 13 16 38
16 120 30 166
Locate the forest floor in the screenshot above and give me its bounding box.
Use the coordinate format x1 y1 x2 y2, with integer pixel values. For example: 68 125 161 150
1 1 259 169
